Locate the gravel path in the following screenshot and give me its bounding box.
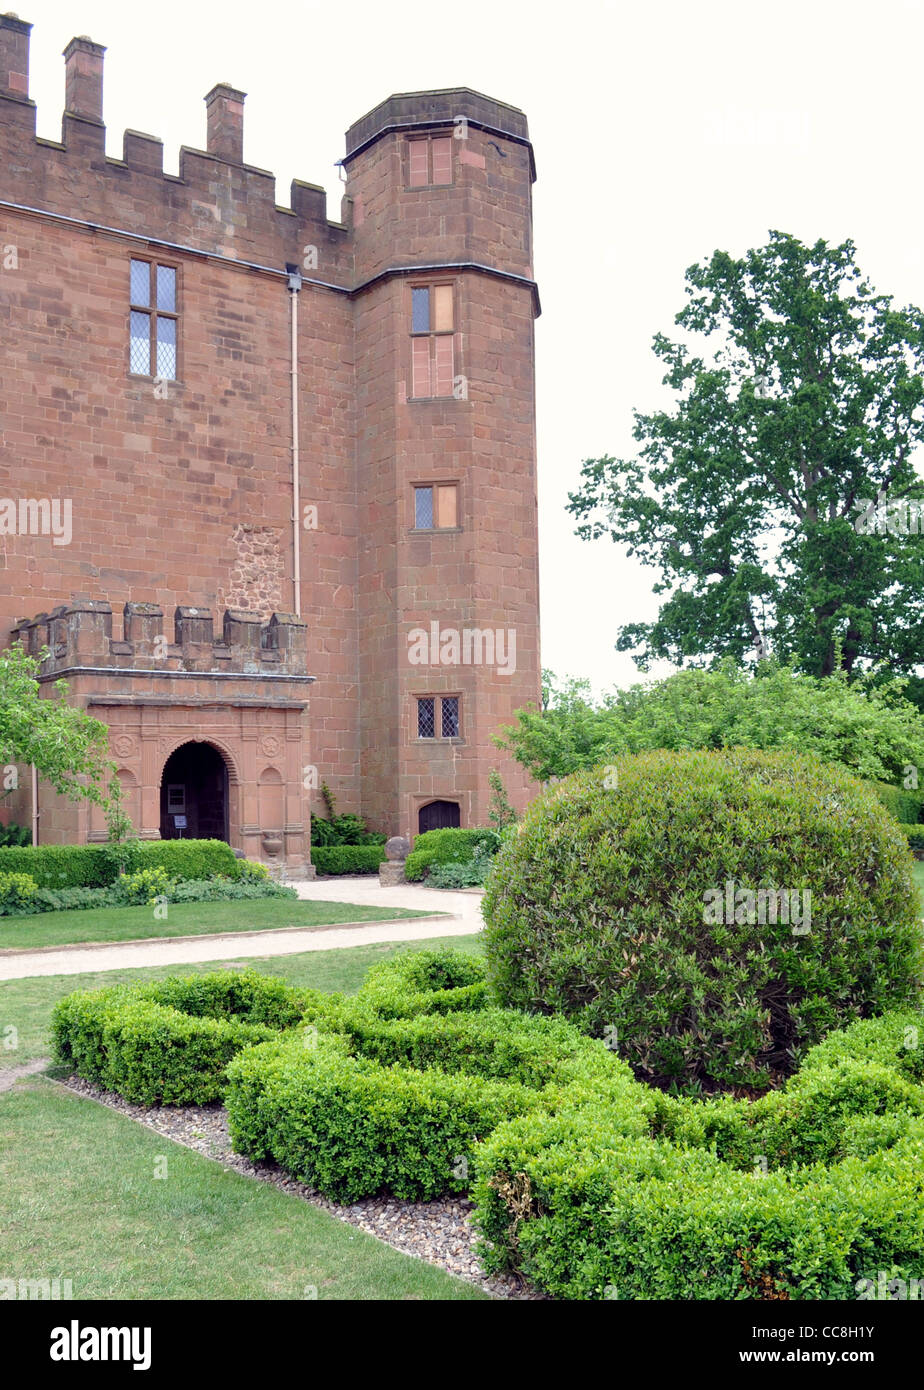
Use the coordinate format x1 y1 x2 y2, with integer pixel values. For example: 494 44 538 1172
0 881 484 981
59 1075 544 1301
0 915 477 981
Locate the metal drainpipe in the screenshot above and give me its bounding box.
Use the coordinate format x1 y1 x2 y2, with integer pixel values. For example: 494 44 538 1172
30 762 38 845
286 264 303 617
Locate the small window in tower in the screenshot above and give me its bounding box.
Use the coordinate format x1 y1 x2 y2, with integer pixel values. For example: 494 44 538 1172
415 695 462 741
407 134 453 188
430 137 452 185
441 696 460 738
412 287 430 333
417 697 436 739
129 258 178 380
415 486 434 529
410 283 455 399
413 483 459 530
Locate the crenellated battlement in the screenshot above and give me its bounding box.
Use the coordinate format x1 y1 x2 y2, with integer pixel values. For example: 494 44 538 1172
0 15 536 289
0 14 351 277
12 599 309 679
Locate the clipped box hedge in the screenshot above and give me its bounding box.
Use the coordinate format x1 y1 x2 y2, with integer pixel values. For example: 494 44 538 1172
0 843 114 889
472 1108 924 1300
0 838 240 889
346 947 490 1018
404 827 501 882
897 822 924 854
226 1031 537 1203
52 970 307 1105
226 949 657 1203
310 844 386 876
133 839 240 881
56 942 924 1299
869 779 923 825
471 1009 924 1301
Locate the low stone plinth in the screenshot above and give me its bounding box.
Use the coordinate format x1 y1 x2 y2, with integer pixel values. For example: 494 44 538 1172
378 860 406 886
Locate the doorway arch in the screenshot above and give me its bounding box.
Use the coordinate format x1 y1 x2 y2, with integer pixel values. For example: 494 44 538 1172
418 799 461 834
160 741 230 842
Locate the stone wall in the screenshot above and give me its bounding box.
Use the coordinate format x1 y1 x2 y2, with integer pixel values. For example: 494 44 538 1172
0 16 542 845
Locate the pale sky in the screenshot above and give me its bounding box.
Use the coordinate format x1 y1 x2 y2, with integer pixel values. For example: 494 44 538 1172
21 0 924 696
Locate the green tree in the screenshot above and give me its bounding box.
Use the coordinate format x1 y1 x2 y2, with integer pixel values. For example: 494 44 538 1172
0 644 112 803
497 659 924 786
568 231 924 678
495 673 627 785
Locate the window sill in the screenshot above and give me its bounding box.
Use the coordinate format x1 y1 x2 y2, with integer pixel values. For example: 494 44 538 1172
410 526 463 535
415 737 465 745
407 395 460 404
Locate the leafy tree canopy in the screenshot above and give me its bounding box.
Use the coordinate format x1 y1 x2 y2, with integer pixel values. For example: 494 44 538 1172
568 231 924 679
496 660 924 787
0 644 113 803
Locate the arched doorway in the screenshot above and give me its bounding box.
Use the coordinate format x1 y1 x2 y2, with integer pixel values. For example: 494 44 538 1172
160 742 229 842
418 799 461 834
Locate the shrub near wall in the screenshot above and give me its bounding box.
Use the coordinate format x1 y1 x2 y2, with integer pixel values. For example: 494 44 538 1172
0 844 113 889
134 839 240 881
404 828 501 881
0 838 240 889
311 845 386 876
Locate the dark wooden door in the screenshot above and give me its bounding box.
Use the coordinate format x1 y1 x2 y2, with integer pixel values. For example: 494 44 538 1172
418 800 461 833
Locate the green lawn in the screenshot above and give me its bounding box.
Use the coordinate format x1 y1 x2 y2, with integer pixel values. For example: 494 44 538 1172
0 1078 486 1300
913 861 924 902
0 933 485 1065
0 896 435 951
0 933 487 1301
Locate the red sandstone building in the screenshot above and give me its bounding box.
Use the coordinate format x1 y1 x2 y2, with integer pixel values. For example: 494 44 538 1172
0 17 541 871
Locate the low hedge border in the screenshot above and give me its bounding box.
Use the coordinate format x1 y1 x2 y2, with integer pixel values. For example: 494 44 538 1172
470 1008 924 1300
310 844 385 876
869 780 923 825
897 822 924 854
345 947 490 1018
226 952 672 1203
0 838 240 889
52 970 308 1105
226 1032 538 1202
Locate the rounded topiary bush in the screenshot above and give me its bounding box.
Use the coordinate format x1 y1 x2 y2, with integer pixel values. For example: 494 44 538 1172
482 749 924 1092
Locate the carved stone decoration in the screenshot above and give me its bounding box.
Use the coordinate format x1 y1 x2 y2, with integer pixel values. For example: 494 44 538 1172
111 733 137 760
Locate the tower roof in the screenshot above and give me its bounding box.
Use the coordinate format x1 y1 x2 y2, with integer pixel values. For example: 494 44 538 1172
344 87 533 175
